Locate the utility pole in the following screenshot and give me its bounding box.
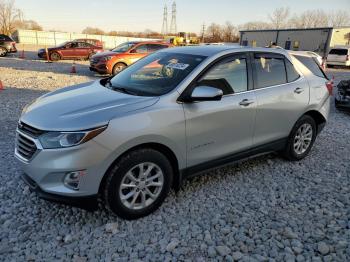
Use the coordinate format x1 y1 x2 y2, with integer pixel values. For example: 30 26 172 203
201 23 206 43
161 4 168 35
169 1 177 35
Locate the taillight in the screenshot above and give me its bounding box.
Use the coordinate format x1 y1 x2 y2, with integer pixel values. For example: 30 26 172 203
11 42 16 47
346 55 349 61
326 76 334 96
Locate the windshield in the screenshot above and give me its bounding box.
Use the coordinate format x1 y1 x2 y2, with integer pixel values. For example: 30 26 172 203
111 42 136 53
108 52 206 96
57 41 69 47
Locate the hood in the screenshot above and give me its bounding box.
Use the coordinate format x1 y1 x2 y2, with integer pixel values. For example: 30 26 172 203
20 81 159 131
92 51 120 59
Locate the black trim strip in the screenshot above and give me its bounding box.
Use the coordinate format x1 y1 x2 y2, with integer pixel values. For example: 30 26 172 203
180 138 287 180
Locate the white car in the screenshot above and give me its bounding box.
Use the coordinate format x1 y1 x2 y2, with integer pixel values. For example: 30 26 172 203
327 46 350 68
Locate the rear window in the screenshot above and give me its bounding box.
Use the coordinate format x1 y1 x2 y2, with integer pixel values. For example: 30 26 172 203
293 55 326 79
253 55 287 88
285 59 300 82
329 49 348 56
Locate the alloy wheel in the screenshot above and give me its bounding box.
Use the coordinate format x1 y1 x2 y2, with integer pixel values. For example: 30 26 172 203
293 123 313 155
119 162 164 210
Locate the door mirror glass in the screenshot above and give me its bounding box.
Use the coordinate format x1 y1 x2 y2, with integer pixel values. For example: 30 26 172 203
190 86 223 102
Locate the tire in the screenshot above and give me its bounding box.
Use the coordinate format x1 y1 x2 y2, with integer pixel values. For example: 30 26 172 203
50 52 60 61
0 47 7 57
112 62 127 75
104 148 173 219
283 115 317 161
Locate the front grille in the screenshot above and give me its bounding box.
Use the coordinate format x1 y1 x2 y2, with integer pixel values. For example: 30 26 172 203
18 122 45 137
16 133 37 160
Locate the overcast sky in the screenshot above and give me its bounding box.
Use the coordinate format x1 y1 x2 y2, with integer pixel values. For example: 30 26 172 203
16 0 350 33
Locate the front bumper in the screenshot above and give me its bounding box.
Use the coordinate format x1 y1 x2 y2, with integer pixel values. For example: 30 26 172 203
15 129 113 199
21 173 98 210
335 97 350 111
89 60 110 74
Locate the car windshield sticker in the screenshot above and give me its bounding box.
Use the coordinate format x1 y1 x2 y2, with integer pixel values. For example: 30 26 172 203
166 63 190 70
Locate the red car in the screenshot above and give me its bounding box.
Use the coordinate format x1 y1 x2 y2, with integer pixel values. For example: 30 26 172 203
37 41 103 61
74 38 103 48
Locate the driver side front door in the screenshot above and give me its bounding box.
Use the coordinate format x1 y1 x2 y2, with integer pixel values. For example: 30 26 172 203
183 54 257 168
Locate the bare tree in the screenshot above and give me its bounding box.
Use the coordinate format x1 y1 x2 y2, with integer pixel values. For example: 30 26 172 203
240 21 272 30
82 27 105 35
269 7 290 29
206 23 223 42
328 10 350 27
0 0 22 34
12 19 42 31
222 21 239 42
289 10 328 28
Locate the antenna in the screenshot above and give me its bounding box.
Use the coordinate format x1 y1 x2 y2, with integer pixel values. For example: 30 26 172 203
169 1 177 35
161 4 168 35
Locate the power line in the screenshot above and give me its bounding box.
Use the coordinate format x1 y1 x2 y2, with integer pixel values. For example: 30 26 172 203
161 4 168 35
169 1 177 35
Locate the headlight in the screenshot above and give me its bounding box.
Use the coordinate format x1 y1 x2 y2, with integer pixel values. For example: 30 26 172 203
103 56 112 61
39 126 107 149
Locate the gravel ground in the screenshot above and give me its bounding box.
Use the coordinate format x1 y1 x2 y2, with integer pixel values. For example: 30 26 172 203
0 55 350 261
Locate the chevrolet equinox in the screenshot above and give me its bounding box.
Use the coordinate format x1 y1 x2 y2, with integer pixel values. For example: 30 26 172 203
16 46 331 219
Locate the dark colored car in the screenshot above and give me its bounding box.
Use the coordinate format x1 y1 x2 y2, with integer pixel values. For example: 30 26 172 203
89 41 172 75
74 38 103 48
335 80 350 111
38 41 103 61
0 34 17 57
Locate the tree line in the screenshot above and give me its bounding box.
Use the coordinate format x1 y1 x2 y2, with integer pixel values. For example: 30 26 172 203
204 7 350 43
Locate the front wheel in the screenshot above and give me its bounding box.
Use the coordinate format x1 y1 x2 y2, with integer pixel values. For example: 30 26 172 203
50 52 60 61
0 47 7 57
112 62 127 75
283 115 317 161
104 148 173 219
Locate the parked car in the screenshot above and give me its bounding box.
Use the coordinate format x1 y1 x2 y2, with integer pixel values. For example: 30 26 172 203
74 38 103 48
37 41 103 61
326 46 350 68
16 46 331 219
89 41 172 75
0 34 17 57
335 80 350 111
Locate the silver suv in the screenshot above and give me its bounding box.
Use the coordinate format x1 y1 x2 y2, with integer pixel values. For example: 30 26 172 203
16 46 331 219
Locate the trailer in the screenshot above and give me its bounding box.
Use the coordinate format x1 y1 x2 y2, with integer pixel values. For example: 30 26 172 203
240 27 350 57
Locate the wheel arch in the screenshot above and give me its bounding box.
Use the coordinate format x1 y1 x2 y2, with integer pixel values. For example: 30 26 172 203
98 142 181 195
303 110 327 134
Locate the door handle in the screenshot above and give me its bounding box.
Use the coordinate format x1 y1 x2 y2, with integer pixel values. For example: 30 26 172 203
239 99 254 107
294 87 304 94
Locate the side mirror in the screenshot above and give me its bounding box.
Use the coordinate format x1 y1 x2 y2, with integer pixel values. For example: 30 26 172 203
189 86 223 102
129 49 136 54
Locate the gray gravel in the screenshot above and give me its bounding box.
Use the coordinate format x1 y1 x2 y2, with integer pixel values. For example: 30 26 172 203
0 56 350 261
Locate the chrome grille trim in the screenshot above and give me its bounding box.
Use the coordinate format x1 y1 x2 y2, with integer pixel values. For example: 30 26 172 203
15 129 43 162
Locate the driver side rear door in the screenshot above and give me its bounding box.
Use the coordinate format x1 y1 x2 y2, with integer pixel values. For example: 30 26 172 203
183 53 257 167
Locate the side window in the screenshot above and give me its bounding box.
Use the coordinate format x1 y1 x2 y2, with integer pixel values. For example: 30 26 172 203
197 56 248 95
253 54 287 88
285 59 300 82
147 44 168 53
134 44 148 54
293 55 326 79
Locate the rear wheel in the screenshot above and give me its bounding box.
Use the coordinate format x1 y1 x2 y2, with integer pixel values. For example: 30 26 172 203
0 47 7 57
104 148 173 219
112 62 127 75
283 115 317 161
50 52 60 61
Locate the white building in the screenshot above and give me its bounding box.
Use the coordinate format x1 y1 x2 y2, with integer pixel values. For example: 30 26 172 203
240 27 350 57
